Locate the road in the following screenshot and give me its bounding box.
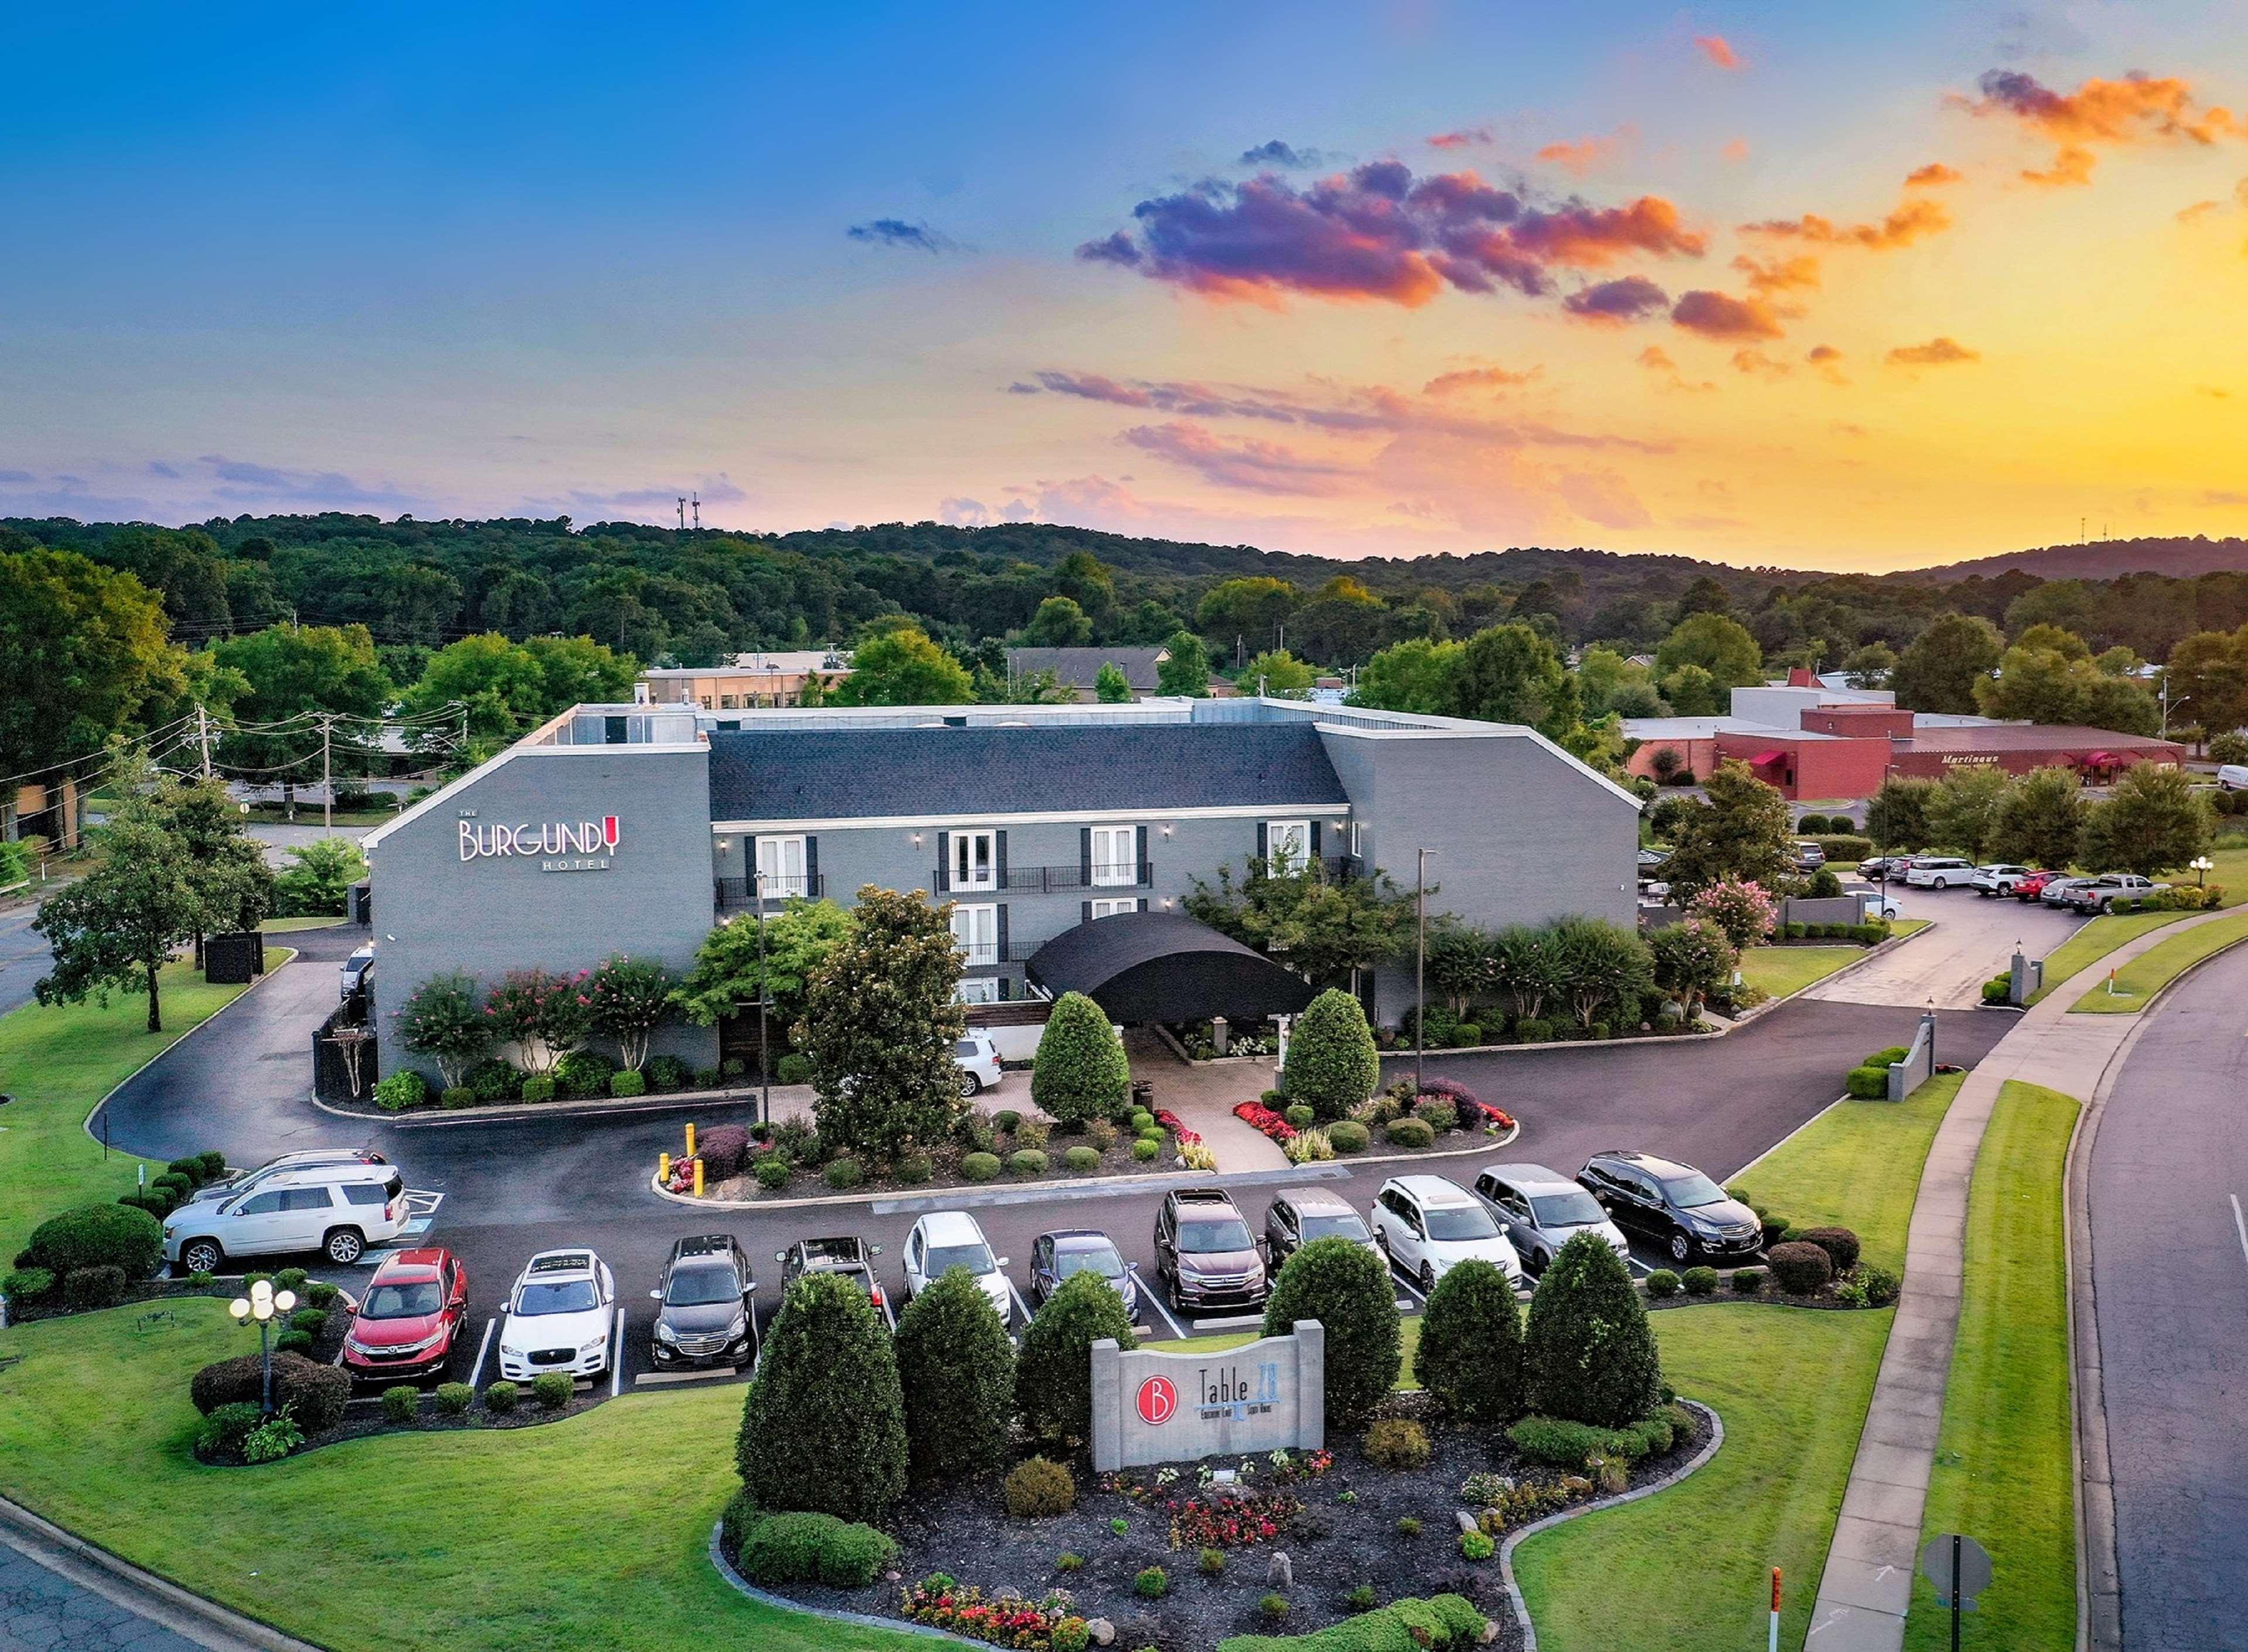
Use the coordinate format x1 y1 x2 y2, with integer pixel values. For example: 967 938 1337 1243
0 904 50 1019
1808 880 2082 1009
2086 941 2248 1652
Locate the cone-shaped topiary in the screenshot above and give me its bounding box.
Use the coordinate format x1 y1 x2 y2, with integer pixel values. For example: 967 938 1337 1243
1522 1232 1662 1428
1284 989 1380 1121
737 1270 907 1520
1015 1271 1137 1453
894 1265 1016 1485
1032 991 1130 1127
1413 1257 1522 1425
1261 1236 1400 1426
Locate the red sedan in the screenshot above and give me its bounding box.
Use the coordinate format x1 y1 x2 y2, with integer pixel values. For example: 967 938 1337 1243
2012 870 2068 902
342 1247 468 1382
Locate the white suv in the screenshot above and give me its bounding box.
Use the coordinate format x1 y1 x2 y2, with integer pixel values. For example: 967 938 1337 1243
902 1210 1013 1325
497 1249 617 1381
1904 856 1974 889
1370 1175 1523 1294
1968 864 2035 896
165 1164 407 1273
953 1032 1004 1096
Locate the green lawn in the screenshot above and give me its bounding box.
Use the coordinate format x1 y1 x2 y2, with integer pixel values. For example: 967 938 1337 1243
1146 1315 1424 1387
0 1301 917 1652
0 956 278 1263
1739 946 1862 998
2028 911 2185 1003
1727 1072 1963 1273
1904 1082 2079 1651
1514 1305 1891 1652
259 915 347 933
2069 907 2248 1013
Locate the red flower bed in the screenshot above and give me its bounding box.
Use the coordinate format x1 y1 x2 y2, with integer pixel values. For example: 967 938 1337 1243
1165 1489 1303 1550
901 1577 1076 1649
1154 1107 1200 1147
1409 1076 1516 1132
1231 1102 1297 1144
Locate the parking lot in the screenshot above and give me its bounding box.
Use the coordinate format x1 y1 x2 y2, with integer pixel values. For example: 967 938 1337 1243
1812 873 2085 1008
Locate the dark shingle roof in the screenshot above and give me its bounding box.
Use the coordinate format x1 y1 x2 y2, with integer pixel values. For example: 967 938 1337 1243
708 721 1345 822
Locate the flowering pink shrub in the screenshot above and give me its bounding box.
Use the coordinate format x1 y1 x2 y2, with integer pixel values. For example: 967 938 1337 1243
482 969 594 1076
1687 878 1777 949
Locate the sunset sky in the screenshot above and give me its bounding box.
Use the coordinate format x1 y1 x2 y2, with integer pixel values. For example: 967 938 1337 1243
2 1 2244 570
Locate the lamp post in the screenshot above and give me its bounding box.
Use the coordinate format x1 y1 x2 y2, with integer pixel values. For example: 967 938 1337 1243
755 866 771 1129
228 1278 298 1413
1415 849 1433 1100
2191 854 2214 888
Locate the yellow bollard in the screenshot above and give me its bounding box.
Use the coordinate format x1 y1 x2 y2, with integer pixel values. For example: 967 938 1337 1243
659 1151 672 1183
685 1120 697 1158
693 1158 705 1198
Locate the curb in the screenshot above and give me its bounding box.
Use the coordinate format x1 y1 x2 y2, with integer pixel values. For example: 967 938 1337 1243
331 1082 810 1129
2058 919 2248 1018
80 948 300 1156
0 1493 326 1652
1498 1398 1725 1652
707 1523 982 1647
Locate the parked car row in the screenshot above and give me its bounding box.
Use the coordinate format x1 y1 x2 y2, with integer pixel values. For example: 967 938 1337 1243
163 1154 408 1274
1859 854 2168 914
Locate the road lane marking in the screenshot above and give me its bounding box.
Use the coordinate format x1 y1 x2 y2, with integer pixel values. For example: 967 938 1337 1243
467 1317 495 1389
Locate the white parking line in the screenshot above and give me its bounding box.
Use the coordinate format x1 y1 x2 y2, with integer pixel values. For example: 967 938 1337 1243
1389 1265 1427 1305
609 1309 624 1398
2231 1195 2248 1277
1135 1268 1187 1339
467 1317 495 1390
1007 1280 1035 1331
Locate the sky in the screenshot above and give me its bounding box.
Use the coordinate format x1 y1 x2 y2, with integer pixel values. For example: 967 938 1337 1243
2 1 2245 572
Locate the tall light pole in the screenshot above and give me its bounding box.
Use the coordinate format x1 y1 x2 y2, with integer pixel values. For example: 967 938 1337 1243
1415 849 1433 1099
754 866 771 1128
228 1278 297 1412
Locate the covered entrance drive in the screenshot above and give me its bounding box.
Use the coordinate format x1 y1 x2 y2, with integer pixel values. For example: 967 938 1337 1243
1023 911 1316 1025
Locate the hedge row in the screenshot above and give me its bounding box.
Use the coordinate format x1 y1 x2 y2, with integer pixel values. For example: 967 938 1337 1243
1216 1594 1489 1652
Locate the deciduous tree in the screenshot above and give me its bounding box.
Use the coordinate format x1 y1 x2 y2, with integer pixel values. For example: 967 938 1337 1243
585 955 676 1072
1155 631 1211 697
2077 764 2211 878
1657 761 1794 898
1031 991 1130 1127
673 898 854 1042
798 887 967 1159
1654 613 1761 692
1987 765 2086 868
826 625 976 706
1891 613 2003 715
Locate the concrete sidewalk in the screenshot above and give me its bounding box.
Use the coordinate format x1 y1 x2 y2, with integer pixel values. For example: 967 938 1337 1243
1805 907 2238 1650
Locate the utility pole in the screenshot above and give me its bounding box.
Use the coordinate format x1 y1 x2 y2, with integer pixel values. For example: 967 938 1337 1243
195 704 214 779
321 715 334 834
1415 849 1433 1100
677 497 687 532
691 493 700 532
2159 682 2188 739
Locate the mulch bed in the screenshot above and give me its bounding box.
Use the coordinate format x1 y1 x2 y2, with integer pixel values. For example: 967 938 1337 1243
703 1117 1188 1201
757 1393 1711 1650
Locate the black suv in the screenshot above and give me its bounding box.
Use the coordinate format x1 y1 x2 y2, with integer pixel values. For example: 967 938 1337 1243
1154 1189 1268 1313
649 1234 757 1369
1576 1151 1762 1264
1262 1186 1377 1267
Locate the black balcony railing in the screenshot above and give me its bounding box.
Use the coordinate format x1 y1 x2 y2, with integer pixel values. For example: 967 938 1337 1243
932 861 1154 895
715 873 824 908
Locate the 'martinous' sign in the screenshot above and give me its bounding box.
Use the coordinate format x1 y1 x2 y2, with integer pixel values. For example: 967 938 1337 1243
459 815 620 872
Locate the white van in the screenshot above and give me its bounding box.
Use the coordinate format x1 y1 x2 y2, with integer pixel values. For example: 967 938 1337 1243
165 1162 409 1273
2218 764 2248 792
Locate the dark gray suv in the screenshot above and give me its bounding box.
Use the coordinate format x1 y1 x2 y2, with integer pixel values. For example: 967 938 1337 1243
1262 1186 1377 1267
649 1234 757 1369
1578 1151 1761 1264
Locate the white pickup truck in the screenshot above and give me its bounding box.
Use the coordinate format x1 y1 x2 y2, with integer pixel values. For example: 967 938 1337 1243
2061 874 2168 914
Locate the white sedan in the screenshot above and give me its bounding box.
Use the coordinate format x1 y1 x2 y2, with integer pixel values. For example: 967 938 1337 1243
1371 1175 1524 1293
497 1249 616 1383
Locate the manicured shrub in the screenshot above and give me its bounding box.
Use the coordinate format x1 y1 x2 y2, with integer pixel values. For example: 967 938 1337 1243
647 1054 693 1092
1013 1116 1051 1150
381 1385 420 1424
1681 1267 1719 1297
894 1268 1015 1486
1459 1530 1495 1561
1327 1119 1370 1154
439 1086 475 1110
1730 1267 1765 1294
610 1069 647 1098
1052 1619 1091 1652
1282 1104 1316 1131
519 1076 556 1103
896 1154 933 1184
824 1158 865 1189
1063 1145 1101 1173
1007 1149 1049 1178
962 1151 1003 1181
287 1307 327 1336
532 1372 573 1410
1134 1567 1169 1600
1644 1268 1680 1299
63 1265 128 1311
482 1380 521 1414
166 1156 210 1188
994 1109 1023 1133
775 1053 813 1086
1262 1593 1293 1620
1505 1414 1615 1469
1515 1018 1554 1044
1032 991 1131 1127
1758 1215 1792 1249
1262 1237 1401 1427
1845 1065 1890 1100
1766 1241 1834 1295
118 1189 174 1220
1415 1101 1459 1134
1384 1117 1435 1150
22 1202 163 1280
1857 1265 1901 1306
1799 1227 1862 1273
1414 1258 1522 1425
434 1381 475 1416
754 1155 793 1190
189 1352 350 1433
1524 1232 1662 1429
1016 1271 1137 1451
195 1402 265 1463
1085 1117 1118 1151
1363 1417 1431 1470
1002 1455 1077 1518
698 1124 752 1181
1199 1547 1227 1577
2 1267 56 1303
739 1511 899 1588
554 1048 617 1099
372 1071 427 1112
693 1067 723 1090
151 1172 191 1200
738 1270 908 1521
275 1331 314 1356
1130 1138 1159 1163
1286 989 1381 1120
274 1268 310 1293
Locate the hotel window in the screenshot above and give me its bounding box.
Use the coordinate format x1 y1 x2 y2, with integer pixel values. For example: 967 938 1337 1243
951 903 999 966
954 977 1000 1005
1089 898 1138 919
1089 824 1135 887
949 829 998 892
1264 819 1311 873
755 834 809 899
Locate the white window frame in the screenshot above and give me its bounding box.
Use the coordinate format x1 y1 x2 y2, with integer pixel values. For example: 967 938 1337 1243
755 834 809 899
1265 819 1311 873
1349 819 1364 857
1089 897 1138 919
950 830 998 893
954 977 1000 1005
1090 824 1135 888
951 902 998 966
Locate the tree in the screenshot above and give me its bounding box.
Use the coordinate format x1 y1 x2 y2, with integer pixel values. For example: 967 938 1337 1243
2014 622 2092 661
155 770 276 940
1413 1257 1522 1424
1051 549 1117 623
1022 596 1094 647
272 837 365 918
1155 631 1211 697
1350 638 1463 716
1987 765 2086 868
1923 765 2013 859
1185 861 1411 990
1093 661 1132 703
893 1267 1015 1486
396 632 548 750
2165 631 2248 745
1261 1237 1401 1427
738 1270 908 1520
1647 916 1736 1014
2077 764 2211 877
1655 613 1761 692
1658 761 1794 898
1487 924 1563 1024
827 625 975 707
1658 663 1722 716
1891 613 2004 714
1449 624 1578 736
1522 1232 1662 1428
1196 576 1300 648
1421 919 1491 1017
673 899 853 1046
1864 776 1937 850
1575 647 1663 718
213 624 393 812
32 791 207 1034
1549 915 1657 1031
521 634 637 709
1839 642 1897 689
1977 641 2158 733
1015 1271 1137 1453
1240 648 1315 698
1685 879 1777 950
483 969 592 1078
1281 988 1380 1121
798 887 966 1160
586 955 675 1072
1031 991 1130 1126
396 972 491 1088
1288 577 1389 666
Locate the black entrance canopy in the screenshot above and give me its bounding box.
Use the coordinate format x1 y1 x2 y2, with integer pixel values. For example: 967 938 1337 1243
1024 911 1318 1025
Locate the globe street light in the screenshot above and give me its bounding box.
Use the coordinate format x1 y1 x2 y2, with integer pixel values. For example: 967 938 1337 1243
229 1278 297 1412
2191 854 2215 888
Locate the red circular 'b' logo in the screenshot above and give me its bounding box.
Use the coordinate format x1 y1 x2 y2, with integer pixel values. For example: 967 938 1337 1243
1136 1375 1177 1426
